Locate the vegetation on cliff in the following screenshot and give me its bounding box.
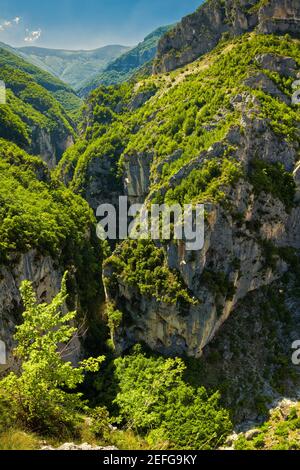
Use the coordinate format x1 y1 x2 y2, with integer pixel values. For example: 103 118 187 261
1 0 300 451
79 26 172 96
0 47 81 117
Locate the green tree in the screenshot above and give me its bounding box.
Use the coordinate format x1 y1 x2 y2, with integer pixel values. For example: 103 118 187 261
113 346 232 449
0 273 104 435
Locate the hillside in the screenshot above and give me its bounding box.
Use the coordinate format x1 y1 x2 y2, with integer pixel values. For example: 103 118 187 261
79 26 172 96
0 44 81 116
0 47 77 167
58 28 300 423
1 0 300 453
18 44 130 91
0 50 103 382
154 0 300 73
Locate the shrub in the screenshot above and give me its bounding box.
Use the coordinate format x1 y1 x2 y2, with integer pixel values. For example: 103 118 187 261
250 159 296 211
113 346 232 450
89 406 111 439
0 273 104 436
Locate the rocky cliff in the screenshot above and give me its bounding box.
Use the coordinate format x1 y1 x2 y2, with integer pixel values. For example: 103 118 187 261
154 0 300 74
0 139 103 374
56 18 300 368
101 38 300 358
0 251 63 373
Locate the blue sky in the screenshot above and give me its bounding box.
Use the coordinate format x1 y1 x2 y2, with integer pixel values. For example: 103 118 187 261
0 0 202 50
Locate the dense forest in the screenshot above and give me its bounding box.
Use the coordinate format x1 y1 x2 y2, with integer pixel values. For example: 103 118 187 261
0 0 300 452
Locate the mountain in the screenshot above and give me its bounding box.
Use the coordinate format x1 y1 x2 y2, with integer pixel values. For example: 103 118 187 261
154 0 300 73
1 0 300 452
0 46 80 167
78 25 172 96
57 0 300 428
0 44 82 118
0 45 103 375
17 44 130 91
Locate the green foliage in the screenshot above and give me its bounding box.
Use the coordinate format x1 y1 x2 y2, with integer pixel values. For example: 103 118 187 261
89 406 111 439
234 404 300 450
0 48 76 152
0 140 93 257
104 239 195 305
60 34 300 208
165 158 242 205
201 269 237 301
113 347 232 450
0 429 40 450
0 273 104 435
0 103 30 146
79 26 172 95
0 139 103 312
106 302 123 348
0 47 81 116
250 159 296 211
0 393 14 434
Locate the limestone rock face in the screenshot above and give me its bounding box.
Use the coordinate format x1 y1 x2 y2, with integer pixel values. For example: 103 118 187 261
30 128 74 169
0 250 81 373
154 0 300 74
82 154 123 212
104 79 300 357
123 151 154 205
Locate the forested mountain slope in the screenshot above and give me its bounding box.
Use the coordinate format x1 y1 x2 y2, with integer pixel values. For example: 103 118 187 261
18 45 130 91
1 0 300 450
57 28 300 421
79 26 172 96
0 48 103 374
0 46 81 115
0 47 81 167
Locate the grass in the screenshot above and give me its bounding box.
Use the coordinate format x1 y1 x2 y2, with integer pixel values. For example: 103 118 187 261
0 429 40 450
234 403 300 450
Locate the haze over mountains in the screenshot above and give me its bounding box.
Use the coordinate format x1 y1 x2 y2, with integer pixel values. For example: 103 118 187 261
17 45 130 91
0 26 171 95
78 25 172 96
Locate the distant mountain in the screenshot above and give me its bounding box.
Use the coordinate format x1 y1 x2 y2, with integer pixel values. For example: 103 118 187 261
17 45 130 91
0 45 82 119
0 46 80 168
78 25 172 97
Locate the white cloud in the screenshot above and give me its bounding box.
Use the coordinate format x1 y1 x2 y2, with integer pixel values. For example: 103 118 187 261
24 28 42 43
0 16 21 31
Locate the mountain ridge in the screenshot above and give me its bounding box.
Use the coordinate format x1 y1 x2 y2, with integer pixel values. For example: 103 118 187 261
78 25 173 96
16 44 130 91
154 0 300 74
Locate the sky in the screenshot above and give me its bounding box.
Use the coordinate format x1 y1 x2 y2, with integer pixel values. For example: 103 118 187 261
0 0 202 50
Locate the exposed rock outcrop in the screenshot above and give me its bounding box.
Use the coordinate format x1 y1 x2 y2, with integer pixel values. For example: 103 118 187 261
154 0 300 74
30 127 74 169
41 443 118 451
0 250 82 374
123 151 154 204
104 61 300 357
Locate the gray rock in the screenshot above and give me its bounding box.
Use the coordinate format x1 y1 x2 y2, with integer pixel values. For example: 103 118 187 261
154 0 300 74
41 443 118 451
244 429 261 440
255 53 297 78
0 250 83 374
244 73 290 105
